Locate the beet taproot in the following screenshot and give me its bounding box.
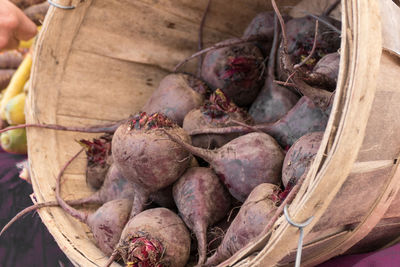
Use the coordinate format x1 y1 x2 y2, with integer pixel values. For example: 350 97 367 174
201 38 264 107
183 89 252 149
282 131 323 188
112 112 191 218
205 183 279 266
173 167 231 265
107 208 191 267
164 131 284 202
142 73 209 126
250 14 299 124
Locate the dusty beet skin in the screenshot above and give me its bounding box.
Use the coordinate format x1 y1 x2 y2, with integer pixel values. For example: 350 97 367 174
164 131 284 202
142 73 209 126
183 89 253 149
79 134 113 189
250 14 299 123
112 112 191 218
201 38 264 107
282 131 323 188
108 208 191 267
205 183 279 266
243 11 275 55
173 167 231 265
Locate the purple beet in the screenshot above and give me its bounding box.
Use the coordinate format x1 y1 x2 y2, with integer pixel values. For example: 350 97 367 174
250 14 299 123
205 183 279 266
106 208 191 267
277 15 341 81
201 38 264 107
282 131 323 188
243 11 275 55
57 196 132 255
112 112 191 218
164 131 284 202
79 134 113 189
142 73 209 126
306 52 340 91
173 167 231 265
188 96 330 149
183 89 253 149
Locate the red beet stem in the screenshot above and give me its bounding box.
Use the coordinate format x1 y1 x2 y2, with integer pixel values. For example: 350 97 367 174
55 149 89 223
0 195 102 237
194 221 208 266
162 129 216 162
188 124 271 136
0 117 132 135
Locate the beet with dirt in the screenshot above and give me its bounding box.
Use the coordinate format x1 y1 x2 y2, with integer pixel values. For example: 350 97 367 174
164 131 284 202
201 38 264 107
183 89 253 149
173 167 231 265
205 183 279 266
282 131 323 188
107 208 191 267
142 73 209 126
112 112 191 218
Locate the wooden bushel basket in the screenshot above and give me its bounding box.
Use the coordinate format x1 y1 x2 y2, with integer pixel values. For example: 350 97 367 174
26 0 400 266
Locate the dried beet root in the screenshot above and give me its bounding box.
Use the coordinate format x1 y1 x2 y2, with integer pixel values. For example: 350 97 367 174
79 134 113 189
282 131 323 188
112 112 191 218
164 131 284 202
201 38 264 107
205 183 279 266
173 167 231 265
189 96 329 149
183 89 253 149
142 73 209 126
250 15 299 123
107 208 191 267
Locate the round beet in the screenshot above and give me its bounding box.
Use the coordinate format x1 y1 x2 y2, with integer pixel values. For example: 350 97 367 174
201 38 264 107
164 131 284 202
173 167 231 265
112 113 191 217
142 73 209 126
107 208 191 267
183 89 253 149
282 131 323 188
205 183 279 266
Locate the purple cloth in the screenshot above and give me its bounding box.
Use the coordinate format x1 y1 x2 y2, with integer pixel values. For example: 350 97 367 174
0 148 73 267
319 243 400 267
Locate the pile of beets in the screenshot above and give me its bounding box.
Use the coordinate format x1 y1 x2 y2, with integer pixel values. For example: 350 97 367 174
2 4 342 267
